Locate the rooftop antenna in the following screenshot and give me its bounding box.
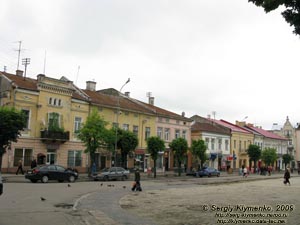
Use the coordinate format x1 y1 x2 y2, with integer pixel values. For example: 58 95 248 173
43 50 47 74
15 41 25 70
146 92 152 98
75 65 80 85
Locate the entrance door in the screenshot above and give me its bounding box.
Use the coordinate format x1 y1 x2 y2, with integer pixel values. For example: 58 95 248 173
46 151 56 165
100 156 106 169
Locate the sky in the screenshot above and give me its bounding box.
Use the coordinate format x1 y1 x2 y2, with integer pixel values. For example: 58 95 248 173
1 0 300 130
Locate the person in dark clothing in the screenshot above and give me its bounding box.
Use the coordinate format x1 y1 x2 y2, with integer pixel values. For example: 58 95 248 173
31 158 37 169
16 159 24 175
132 168 142 191
284 168 291 186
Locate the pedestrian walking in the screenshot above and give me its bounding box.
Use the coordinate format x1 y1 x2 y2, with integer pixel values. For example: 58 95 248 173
132 168 142 191
31 157 37 169
16 159 24 175
243 167 248 178
284 168 291 186
268 165 272 176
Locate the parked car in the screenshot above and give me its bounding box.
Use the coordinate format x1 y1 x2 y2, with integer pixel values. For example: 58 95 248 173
196 167 220 177
92 167 130 181
0 174 3 195
25 165 79 183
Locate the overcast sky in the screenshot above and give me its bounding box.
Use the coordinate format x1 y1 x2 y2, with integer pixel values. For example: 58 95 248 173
1 0 300 130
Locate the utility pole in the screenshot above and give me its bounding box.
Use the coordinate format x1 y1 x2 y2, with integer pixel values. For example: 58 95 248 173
22 58 30 79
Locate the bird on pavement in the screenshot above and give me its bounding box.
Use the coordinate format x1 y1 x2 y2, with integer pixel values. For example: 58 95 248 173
67 184 71 187
122 186 126 189
40 197 46 201
100 183 103 186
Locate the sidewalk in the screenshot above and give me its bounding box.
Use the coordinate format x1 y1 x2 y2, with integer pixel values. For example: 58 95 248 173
1 170 292 183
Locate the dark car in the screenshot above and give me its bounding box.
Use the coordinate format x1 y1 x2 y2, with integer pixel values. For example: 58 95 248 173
196 167 220 177
92 167 130 181
0 174 3 195
25 165 78 183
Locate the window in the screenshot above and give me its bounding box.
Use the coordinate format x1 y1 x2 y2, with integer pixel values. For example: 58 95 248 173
158 117 163 122
234 140 236 149
225 140 229 151
122 124 129 131
218 138 222 150
21 109 30 129
112 122 118 128
49 97 62 106
166 118 169 123
145 127 151 140
14 148 32 167
239 140 242 151
164 128 170 141
67 150 82 167
48 112 60 130
157 127 163 139
133 125 138 136
176 120 180 124
175 129 180 139
205 138 209 149
74 117 82 133
182 130 187 139
211 138 215 150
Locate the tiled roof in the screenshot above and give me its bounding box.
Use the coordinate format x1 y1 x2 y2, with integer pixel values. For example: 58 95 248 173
137 101 193 122
83 90 155 114
211 119 252 134
246 126 288 140
191 121 231 135
1 72 38 91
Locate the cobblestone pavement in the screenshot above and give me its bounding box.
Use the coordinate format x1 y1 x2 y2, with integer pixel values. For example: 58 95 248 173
120 177 300 225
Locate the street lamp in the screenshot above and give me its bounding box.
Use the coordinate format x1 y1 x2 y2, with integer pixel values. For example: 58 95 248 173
114 78 130 167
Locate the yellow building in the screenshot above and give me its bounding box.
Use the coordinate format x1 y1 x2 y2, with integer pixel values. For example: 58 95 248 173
213 119 254 169
1 71 192 173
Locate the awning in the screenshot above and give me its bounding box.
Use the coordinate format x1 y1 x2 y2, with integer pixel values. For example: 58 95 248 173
135 149 145 154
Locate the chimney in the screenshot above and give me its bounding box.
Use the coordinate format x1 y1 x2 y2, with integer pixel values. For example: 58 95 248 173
149 96 154 105
182 112 185 117
16 70 24 77
86 81 96 91
125 92 130 97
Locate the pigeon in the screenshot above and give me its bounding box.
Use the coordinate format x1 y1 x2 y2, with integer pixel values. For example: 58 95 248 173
67 184 71 187
40 197 46 201
107 184 111 187
100 183 103 186
122 186 126 189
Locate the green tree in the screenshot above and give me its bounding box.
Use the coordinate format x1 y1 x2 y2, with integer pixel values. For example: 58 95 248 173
282 153 293 169
191 139 207 169
247 144 261 171
261 147 277 166
147 136 165 178
249 0 300 36
117 129 138 169
0 107 26 169
169 138 188 176
77 109 112 175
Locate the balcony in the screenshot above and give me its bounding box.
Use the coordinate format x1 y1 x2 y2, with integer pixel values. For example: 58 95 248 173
40 130 70 143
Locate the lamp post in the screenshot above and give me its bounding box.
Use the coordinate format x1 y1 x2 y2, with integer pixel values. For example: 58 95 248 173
114 78 130 167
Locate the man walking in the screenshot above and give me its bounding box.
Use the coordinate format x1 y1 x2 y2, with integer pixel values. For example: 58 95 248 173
16 159 24 175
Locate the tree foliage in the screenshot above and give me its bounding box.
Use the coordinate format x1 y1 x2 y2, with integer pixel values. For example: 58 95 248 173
247 144 261 170
261 147 277 166
117 129 138 169
249 0 300 36
77 109 112 174
147 136 165 178
169 138 188 176
191 139 207 169
282 153 293 168
0 107 26 169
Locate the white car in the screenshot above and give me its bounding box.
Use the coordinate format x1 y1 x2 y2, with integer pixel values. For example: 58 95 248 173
92 167 130 181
